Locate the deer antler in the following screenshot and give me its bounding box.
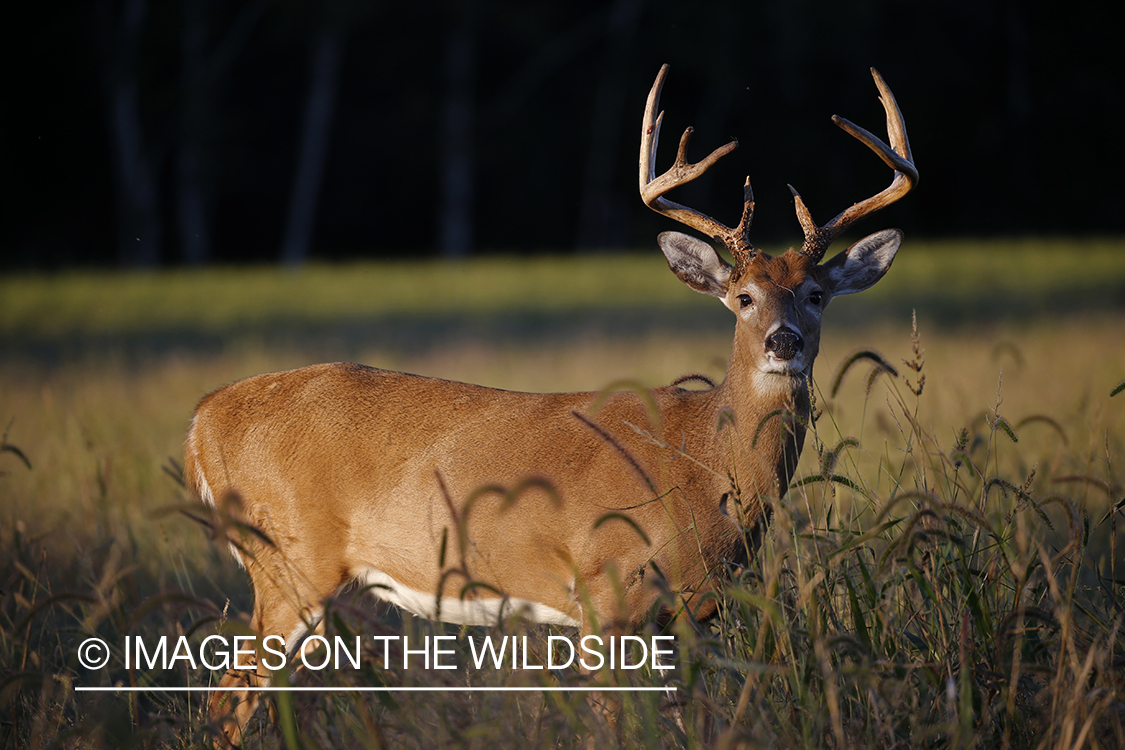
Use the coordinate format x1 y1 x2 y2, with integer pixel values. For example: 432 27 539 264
639 65 756 266
791 68 918 263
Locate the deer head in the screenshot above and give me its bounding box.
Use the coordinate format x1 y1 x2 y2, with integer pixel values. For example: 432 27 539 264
640 65 917 386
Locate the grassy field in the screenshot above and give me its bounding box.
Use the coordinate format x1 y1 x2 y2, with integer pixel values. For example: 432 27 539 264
2 238 1124 748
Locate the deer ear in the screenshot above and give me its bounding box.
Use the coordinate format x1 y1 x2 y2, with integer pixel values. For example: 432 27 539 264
822 229 902 296
658 231 733 298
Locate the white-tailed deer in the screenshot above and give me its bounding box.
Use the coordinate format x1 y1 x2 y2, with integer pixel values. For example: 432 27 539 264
187 65 916 744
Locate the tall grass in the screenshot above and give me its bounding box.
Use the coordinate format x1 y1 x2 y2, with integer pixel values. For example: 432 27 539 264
3 327 1121 748
2 247 1123 747
691 319 1124 748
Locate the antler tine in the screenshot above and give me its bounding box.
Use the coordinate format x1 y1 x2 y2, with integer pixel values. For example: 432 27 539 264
793 67 918 263
640 64 755 264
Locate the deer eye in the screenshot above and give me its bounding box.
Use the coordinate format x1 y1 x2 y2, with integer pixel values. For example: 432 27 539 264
808 291 823 306
737 294 753 308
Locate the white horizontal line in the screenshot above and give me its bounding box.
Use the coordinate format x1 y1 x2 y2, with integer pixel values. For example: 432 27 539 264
75 686 676 693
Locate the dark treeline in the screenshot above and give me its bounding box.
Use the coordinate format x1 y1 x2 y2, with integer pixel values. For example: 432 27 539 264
4 0 1122 268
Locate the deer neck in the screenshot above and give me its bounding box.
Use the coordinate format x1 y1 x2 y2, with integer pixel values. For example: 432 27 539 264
709 334 812 508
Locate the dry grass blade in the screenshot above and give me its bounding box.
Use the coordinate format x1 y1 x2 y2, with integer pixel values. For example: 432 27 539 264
830 349 899 397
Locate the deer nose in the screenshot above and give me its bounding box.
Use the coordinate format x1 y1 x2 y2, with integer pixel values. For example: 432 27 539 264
765 329 803 360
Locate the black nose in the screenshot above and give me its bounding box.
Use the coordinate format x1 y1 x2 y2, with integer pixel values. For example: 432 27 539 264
765 329 803 360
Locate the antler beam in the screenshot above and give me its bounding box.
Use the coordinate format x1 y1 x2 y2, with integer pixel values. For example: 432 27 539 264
791 67 918 262
639 64 756 265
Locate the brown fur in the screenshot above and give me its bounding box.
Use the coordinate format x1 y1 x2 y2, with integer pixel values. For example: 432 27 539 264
186 259 815 743
192 63 914 744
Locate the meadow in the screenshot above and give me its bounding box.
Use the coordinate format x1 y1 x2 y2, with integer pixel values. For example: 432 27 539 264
2 237 1124 748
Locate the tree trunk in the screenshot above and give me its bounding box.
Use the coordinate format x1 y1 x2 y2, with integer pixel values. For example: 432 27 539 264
574 0 643 251
177 0 209 265
439 6 476 259
280 23 346 266
105 0 161 267
177 0 268 265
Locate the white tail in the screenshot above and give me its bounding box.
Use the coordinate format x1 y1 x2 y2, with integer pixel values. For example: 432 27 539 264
188 65 916 744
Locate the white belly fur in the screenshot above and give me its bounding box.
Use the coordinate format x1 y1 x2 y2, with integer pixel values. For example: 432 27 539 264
357 567 580 628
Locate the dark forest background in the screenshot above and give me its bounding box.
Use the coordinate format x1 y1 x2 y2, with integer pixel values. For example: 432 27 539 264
3 0 1122 269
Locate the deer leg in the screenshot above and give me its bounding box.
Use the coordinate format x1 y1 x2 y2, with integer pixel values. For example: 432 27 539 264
209 659 268 748
576 576 638 746
208 550 343 747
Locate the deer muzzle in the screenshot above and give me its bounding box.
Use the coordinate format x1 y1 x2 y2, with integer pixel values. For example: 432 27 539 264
765 329 803 361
